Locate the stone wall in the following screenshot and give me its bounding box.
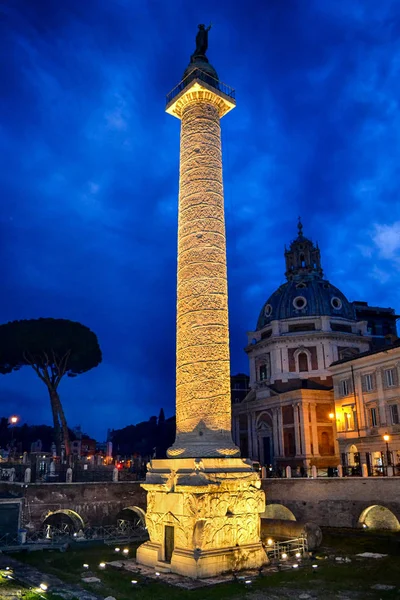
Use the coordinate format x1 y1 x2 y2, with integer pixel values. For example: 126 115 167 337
261 477 400 528
1 476 399 533
0 481 147 531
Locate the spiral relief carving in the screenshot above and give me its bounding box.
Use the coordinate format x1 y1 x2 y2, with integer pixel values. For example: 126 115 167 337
168 96 238 458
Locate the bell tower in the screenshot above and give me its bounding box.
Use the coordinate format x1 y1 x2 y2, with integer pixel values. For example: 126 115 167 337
285 218 323 281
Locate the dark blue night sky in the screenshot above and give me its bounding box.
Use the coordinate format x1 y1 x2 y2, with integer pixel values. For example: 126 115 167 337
1 1 399 440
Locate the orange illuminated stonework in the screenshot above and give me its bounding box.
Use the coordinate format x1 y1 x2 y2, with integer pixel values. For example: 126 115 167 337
137 67 267 578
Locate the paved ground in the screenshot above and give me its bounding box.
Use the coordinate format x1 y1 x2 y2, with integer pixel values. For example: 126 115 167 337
0 557 100 600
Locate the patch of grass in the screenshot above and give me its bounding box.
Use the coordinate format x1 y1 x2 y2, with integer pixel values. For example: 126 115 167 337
9 530 400 600
0 571 67 600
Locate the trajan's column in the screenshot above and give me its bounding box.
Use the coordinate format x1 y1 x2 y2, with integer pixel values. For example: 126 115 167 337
137 25 267 578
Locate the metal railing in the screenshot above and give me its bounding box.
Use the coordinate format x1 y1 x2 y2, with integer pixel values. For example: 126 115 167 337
166 68 235 106
0 523 148 552
265 536 308 561
341 451 400 477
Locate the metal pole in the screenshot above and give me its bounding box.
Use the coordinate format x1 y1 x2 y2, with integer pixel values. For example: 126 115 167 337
386 441 391 467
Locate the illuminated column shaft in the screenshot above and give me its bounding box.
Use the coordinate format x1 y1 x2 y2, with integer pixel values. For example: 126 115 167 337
167 84 239 458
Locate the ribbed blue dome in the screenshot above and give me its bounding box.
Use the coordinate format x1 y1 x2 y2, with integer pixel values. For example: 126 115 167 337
256 279 355 330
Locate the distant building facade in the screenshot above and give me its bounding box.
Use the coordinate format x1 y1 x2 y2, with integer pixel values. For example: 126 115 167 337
231 373 250 405
352 301 398 350
330 341 400 475
232 221 398 471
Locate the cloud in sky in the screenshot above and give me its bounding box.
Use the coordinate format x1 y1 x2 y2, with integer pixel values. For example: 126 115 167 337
0 0 399 438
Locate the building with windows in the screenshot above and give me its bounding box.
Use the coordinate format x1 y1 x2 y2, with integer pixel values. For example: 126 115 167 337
232 221 379 470
352 301 398 350
330 341 400 475
231 373 250 405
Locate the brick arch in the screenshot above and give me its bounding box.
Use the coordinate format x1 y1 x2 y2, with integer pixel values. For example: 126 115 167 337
116 506 146 526
42 509 85 532
261 503 296 521
358 504 400 531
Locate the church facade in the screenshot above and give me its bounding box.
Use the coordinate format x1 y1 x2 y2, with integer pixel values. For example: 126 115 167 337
232 222 373 470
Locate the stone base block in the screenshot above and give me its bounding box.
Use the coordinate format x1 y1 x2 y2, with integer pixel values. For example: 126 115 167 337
170 543 267 578
136 541 161 567
137 457 268 579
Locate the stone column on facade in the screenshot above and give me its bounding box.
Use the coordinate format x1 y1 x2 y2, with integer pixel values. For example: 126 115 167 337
321 316 331 332
280 346 289 378
316 343 326 372
293 403 301 456
354 373 366 430
277 406 285 457
271 345 282 381
247 413 253 459
375 369 387 427
249 356 257 388
323 341 334 370
251 412 259 460
310 403 320 457
300 403 312 457
271 320 280 336
272 408 280 458
231 416 239 447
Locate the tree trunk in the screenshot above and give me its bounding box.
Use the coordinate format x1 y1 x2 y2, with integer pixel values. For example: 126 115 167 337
48 388 62 455
54 392 71 457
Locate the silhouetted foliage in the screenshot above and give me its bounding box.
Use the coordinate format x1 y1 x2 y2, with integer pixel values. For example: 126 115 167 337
110 410 175 458
0 319 102 455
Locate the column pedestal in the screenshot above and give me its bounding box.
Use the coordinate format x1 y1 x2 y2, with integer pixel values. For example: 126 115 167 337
137 458 268 578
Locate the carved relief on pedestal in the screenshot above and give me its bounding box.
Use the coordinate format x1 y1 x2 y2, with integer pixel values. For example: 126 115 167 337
145 479 264 553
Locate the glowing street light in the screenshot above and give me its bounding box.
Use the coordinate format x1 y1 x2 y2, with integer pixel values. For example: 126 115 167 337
328 413 335 420
9 415 19 451
383 433 391 468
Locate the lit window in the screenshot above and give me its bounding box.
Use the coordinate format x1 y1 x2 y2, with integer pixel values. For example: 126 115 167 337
390 404 399 425
344 412 354 431
385 369 395 388
369 407 378 427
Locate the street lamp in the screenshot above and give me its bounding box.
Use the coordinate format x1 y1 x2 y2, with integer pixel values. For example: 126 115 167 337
383 433 391 467
329 413 335 420
8 415 19 454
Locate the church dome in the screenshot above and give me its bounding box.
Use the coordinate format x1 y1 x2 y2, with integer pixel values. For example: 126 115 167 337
256 279 355 330
256 220 356 330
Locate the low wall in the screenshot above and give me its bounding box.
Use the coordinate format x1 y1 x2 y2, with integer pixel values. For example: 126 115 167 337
261 477 400 528
1 476 399 533
0 481 146 531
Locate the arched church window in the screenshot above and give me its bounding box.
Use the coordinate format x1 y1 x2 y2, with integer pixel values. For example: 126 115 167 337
300 253 306 267
298 352 309 372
